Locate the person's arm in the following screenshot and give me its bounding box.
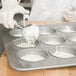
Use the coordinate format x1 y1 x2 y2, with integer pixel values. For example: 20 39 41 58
0 25 5 57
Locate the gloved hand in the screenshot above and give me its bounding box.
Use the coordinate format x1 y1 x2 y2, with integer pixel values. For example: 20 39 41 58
64 7 76 22
0 0 30 29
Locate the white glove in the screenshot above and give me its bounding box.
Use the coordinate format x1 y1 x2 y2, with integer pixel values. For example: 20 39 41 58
0 0 30 29
64 7 76 22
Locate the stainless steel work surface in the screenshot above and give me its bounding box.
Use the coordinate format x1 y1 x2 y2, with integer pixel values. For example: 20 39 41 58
2 23 76 71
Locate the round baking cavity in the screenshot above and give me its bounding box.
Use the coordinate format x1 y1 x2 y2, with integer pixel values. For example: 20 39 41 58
67 34 76 42
13 38 39 48
57 25 76 33
49 46 76 58
9 29 22 37
40 26 56 35
40 35 65 46
17 48 48 62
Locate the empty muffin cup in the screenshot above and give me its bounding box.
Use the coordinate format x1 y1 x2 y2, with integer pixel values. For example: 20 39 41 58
13 38 39 48
40 35 65 46
39 26 56 35
17 48 48 63
67 33 76 42
49 46 76 58
9 29 22 37
57 25 76 33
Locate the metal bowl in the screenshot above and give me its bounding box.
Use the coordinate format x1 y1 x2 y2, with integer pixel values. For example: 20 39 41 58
13 38 39 48
49 46 76 58
67 33 76 42
9 29 22 37
17 48 48 63
57 25 76 33
39 26 56 35
40 35 65 46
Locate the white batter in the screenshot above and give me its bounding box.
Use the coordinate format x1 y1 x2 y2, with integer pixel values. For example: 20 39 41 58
21 54 45 62
53 51 74 58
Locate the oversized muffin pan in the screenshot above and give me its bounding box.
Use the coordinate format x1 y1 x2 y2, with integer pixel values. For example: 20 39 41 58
2 23 76 71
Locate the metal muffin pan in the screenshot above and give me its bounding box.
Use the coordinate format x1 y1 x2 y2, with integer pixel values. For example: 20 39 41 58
3 23 76 71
